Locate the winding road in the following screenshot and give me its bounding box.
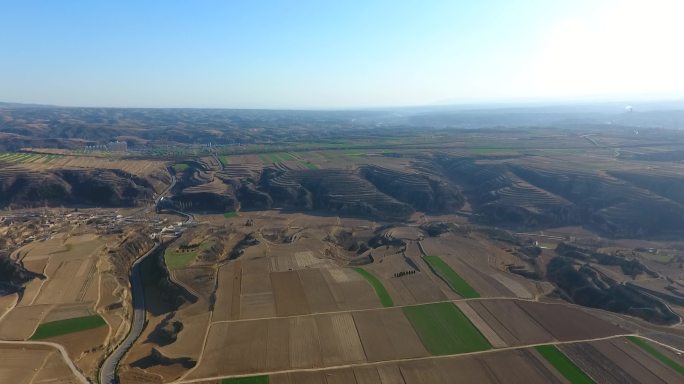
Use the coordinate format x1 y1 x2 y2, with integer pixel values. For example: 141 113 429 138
98 242 159 384
99 173 191 383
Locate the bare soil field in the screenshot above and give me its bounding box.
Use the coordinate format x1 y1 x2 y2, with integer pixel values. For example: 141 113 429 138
189 311 368 378
298 268 340 313
561 339 664 384
454 302 507 348
271 271 310 316
352 307 428 362
160 312 211 359
0 344 79 384
0 304 52 340
212 261 242 321
48 325 109 376
321 267 381 310
267 347 570 384
516 301 624 341
366 246 452 305
609 338 684 383
420 235 516 297
468 300 553 346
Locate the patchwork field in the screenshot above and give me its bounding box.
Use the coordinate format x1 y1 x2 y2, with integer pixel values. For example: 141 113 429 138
0 233 112 379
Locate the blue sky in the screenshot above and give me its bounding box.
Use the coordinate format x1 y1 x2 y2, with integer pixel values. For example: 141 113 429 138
1 0 683 108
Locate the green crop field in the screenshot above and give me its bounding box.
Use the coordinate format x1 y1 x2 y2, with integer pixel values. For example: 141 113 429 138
423 256 479 298
0 152 60 164
164 241 213 270
535 345 595 384
30 315 106 340
403 302 491 355
221 376 269 384
223 211 239 218
172 163 190 172
218 156 231 166
352 268 393 307
628 336 684 375
302 160 319 169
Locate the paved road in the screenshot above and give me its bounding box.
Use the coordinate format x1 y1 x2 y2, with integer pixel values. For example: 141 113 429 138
99 243 158 384
99 187 193 383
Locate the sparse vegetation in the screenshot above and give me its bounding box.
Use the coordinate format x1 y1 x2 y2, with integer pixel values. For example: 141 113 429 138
164 241 213 270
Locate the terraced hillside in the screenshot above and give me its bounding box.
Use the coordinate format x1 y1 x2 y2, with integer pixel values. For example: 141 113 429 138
437 155 684 237
0 167 169 208
264 168 415 221
360 165 464 213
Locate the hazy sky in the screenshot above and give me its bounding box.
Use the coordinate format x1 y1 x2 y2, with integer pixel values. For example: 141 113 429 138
2 0 683 108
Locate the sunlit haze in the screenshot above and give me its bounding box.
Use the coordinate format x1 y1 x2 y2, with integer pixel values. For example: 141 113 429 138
2 0 683 108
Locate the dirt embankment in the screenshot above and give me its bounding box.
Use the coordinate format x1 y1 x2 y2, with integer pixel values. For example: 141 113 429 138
109 228 157 284
0 255 45 296
140 247 197 317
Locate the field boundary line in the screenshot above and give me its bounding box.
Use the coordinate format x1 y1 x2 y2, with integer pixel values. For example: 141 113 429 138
174 333 638 384
207 296 571 325
0 340 88 383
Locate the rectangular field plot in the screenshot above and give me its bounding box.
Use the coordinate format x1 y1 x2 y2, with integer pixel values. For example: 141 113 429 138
271 271 310 316
468 300 554 345
352 268 394 307
627 336 684 376
559 338 684 384
535 345 595 384
30 314 106 340
402 302 491 355
190 313 367 378
423 255 479 298
269 349 569 384
352 308 429 362
516 301 624 341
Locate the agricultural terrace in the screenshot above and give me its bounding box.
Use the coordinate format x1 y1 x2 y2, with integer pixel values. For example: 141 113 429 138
535 345 595 384
258 152 297 164
403 302 491 355
172 163 190 173
423 255 480 298
0 152 62 164
218 155 231 166
164 241 213 270
30 314 107 340
628 336 684 375
352 267 394 307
